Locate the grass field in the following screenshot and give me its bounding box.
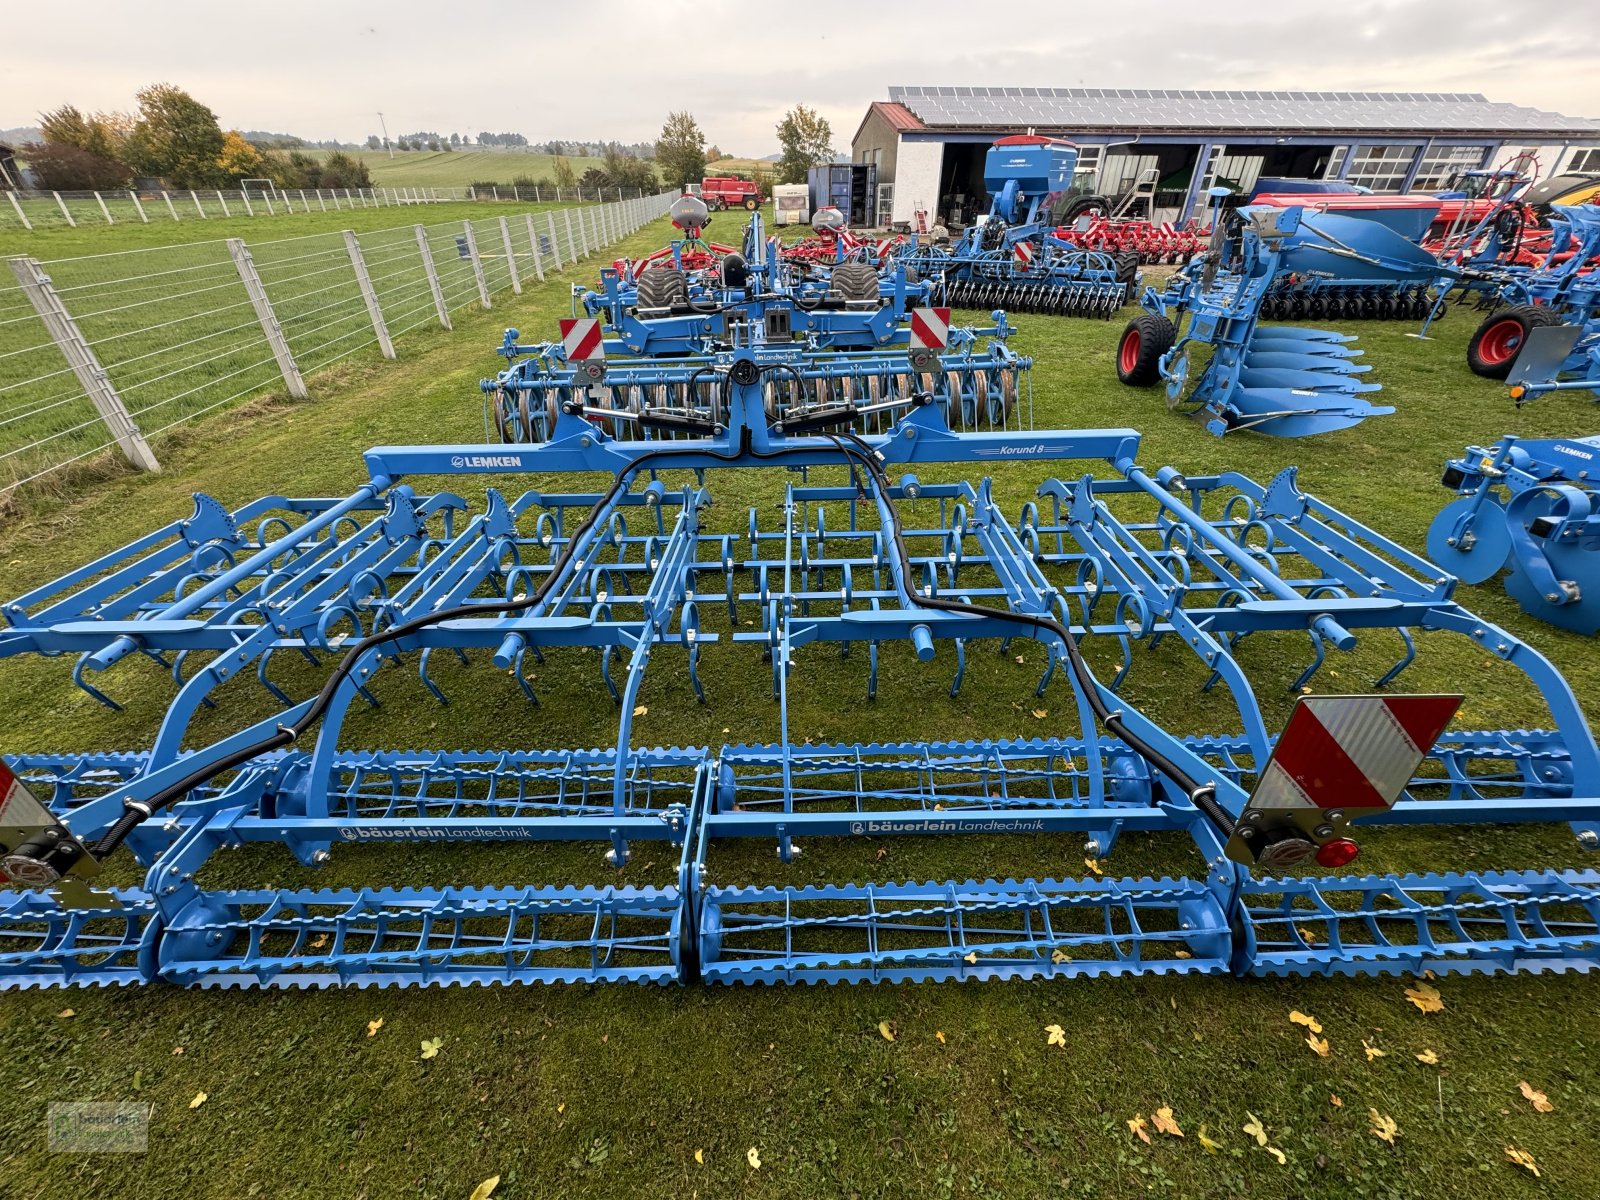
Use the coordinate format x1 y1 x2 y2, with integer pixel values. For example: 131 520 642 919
309 148 654 189
0 215 1596 1199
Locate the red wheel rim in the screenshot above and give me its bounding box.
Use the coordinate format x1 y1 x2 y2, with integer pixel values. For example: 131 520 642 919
1478 318 1523 365
1119 328 1141 372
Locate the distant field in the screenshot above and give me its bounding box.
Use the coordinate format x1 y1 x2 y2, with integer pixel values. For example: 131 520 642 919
706 156 776 179
310 148 659 188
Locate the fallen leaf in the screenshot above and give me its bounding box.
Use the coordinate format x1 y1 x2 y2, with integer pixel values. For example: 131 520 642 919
963 951 977 965
935 1031 946 1045
1014 655 1025 664
420 1037 443 1060
878 1021 896 1042
1362 1039 1387 1061
632 705 648 717
1369 1108 1399 1145
557 1103 566 1115
468 1176 500 1200
1197 1125 1221 1153
1288 1010 1323 1034
366 1018 384 1038
1404 982 1444 1014
1330 1094 1343 1108
56 1008 75 1019
189 1091 208 1110
694 1149 704 1165
310 934 328 949
1045 1024 1067 1048
746 1147 761 1170
1505 1147 1540 1177
1415 1049 1439 1065
1051 948 1071 964
1242 1113 1268 1147
1265 1146 1287 1165
1083 857 1103 876
171 1046 184 1056
1518 1081 1554 1113
1152 1106 1184 1138
1031 709 1048 720
1306 1033 1330 1058
1127 1114 1151 1144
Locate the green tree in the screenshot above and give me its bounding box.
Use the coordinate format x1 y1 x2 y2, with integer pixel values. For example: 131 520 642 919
129 83 225 187
554 156 577 188
775 104 832 184
39 104 132 164
656 111 706 188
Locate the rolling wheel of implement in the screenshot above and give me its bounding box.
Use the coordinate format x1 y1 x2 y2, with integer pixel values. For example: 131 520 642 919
1307 295 1326 320
828 262 881 305
1377 295 1395 320
635 265 690 310
1289 296 1307 320
1116 314 1177 386
1467 304 1563 378
492 390 514 444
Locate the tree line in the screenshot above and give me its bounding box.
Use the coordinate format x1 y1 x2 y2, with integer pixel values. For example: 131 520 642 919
654 105 835 189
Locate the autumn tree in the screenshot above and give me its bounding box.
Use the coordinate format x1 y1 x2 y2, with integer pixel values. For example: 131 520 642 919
23 141 131 190
217 130 262 180
656 111 706 188
129 84 225 186
776 104 832 184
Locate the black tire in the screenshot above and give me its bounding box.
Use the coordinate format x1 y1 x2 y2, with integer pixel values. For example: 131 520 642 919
743 197 759 211
828 262 881 304
1117 314 1176 386
635 266 689 310
1061 195 1111 226
1467 304 1562 378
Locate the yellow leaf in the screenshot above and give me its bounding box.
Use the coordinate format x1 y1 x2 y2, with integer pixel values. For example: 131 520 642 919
172 1046 184 1056
56 1008 75 1019
420 1037 443 1060
746 1146 761 1170
1288 1010 1323 1034
1045 1024 1067 1048
557 1103 566 1115
310 934 328 949
1265 1146 1287 1165
935 1031 946 1045
1518 1081 1554 1113
1051 948 1071 964
1197 1125 1221 1153
963 951 977 965
1031 709 1048 720
1152 1106 1184 1138
1404 982 1444 1014
1362 1039 1387 1062
694 1149 704 1165
189 1091 208 1110
878 1020 896 1042
1083 857 1103 876
1330 1094 1343 1108
1175 949 1191 959
632 705 648 717
1505 1147 1540 1177
1242 1113 1267 1146
1014 655 1025 664
1306 1033 1330 1058
468 1176 500 1200
1368 1108 1399 1145
1126 1114 1151 1144
1415 1049 1439 1065
366 1018 384 1038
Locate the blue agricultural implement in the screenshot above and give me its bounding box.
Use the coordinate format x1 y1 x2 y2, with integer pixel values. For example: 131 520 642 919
896 136 1140 318
1427 430 1600 633
5 328 1600 989
1115 199 1420 436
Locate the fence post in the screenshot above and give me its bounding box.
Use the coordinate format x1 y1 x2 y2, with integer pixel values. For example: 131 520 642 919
9 256 160 473
226 238 308 399
414 225 452 330
190 190 205 218
499 216 522 295
316 190 327 212
161 191 179 221
524 213 545 282
7 191 31 230
52 191 76 227
299 189 309 212
547 213 564 271
342 230 396 360
239 190 254 217
129 191 149 223
568 208 584 258
260 189 275 216
93 192 114 224
461 220 492 309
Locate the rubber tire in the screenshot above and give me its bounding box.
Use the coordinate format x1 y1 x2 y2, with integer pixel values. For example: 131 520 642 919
743 197 759 211
1061 195 1111 226
828 262 881 304
1467 304 1561 379
636 266 689 310
1117 314 1176 386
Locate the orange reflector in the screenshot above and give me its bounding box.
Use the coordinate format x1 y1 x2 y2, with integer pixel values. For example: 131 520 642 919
1315 837 1360 868
1510 385 1526 400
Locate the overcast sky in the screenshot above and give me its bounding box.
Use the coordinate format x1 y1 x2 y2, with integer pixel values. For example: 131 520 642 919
5 1 1598 153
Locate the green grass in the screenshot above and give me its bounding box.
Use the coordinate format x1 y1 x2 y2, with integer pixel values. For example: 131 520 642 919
308 148 651 189
0 225 1596 1199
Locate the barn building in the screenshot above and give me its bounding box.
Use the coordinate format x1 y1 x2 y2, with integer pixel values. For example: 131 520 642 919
851 87 1600 228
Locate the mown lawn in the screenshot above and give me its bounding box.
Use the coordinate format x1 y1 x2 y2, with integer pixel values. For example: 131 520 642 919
0 214 1595 1200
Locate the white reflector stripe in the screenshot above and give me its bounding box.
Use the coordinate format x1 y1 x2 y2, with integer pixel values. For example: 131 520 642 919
1251 759 1319 809
1308 697 1421 803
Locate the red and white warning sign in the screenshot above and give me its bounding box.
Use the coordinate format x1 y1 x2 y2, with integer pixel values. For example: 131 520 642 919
1013 241 1036 271
558 317 604 361
908 307 951 350
1251 694 1461 812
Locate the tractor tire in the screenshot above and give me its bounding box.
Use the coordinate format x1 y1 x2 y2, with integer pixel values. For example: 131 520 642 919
706 196 725 212
829 262 881 305
1117 314 1176 386
1060 195 1111 227
1467 304 1562 378
743 197 759 211
636 266 689 311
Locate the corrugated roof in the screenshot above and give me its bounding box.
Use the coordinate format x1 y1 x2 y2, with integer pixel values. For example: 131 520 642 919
886 86 1600 135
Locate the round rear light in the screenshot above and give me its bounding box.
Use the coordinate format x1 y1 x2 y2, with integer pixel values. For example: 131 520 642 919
1315 837 1360 868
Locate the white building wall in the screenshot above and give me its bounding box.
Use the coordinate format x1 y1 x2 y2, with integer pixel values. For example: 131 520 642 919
891 139 944 226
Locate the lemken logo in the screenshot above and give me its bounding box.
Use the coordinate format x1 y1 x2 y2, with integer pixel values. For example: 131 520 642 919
454 454 523 468
1552 444 1594 461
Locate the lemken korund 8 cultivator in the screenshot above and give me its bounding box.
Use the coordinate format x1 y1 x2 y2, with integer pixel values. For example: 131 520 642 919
4 341 1600 989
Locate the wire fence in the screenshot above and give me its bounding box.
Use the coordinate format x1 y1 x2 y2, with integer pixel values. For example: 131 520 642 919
0 191 681 498
1 184 651 232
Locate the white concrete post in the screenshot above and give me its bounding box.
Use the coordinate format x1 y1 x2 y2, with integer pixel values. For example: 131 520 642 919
226 238 307 399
